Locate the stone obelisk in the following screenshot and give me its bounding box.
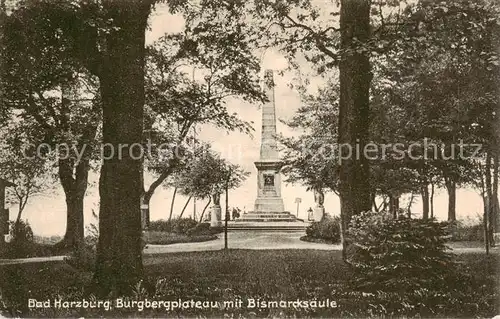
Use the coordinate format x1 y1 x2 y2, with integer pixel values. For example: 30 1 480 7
253 70 285 212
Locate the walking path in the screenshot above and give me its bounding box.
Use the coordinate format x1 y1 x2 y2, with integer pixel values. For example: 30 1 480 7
144 231 340 254
0 255 66 265
0 232 497 265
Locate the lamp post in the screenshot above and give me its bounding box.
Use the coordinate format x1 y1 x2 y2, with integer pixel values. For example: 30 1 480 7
224 167 231 251
295 197 302 218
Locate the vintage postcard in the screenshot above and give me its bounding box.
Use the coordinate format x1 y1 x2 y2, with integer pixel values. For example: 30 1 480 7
0 0 498 318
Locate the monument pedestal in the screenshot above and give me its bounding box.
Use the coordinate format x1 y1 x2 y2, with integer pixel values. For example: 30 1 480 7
254 197 284 212
210 205 222 227
237 211 297 222
313 206 325 221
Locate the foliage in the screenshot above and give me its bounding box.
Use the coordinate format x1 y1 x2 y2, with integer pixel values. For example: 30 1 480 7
174 145 249 199
142 231 217 245
172 218 198 235
142 0 266 207
0 124 55 221
1 220 55 259
2 0 102 249
346 211 457 293
6 220 34 259
304 214 341 243
280 79 339 193
64 216 99 272
148 218 198 235
186 222 222 236
0 250 496 318
447 218 484 242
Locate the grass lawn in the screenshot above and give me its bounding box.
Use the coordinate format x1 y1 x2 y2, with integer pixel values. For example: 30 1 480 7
299 235 339 245
0 250 498 318
142 231 218 245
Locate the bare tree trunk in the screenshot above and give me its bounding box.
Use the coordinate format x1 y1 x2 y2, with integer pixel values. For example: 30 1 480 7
338 0 372 261
142 158 179 227
486 150 494 246
94 1 151 296
445 177 457 221
199 197 211 223
178 196 193 219
492 148 499 246
430 182 435 219
407 192 414 218
16 200 23 223
421 184 429 220
483 192 490 255
168 187 177 222
378 195 388 212
389 193 399 218
371 193 378 212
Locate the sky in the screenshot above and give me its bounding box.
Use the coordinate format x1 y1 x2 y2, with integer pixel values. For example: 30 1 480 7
8 3 487 236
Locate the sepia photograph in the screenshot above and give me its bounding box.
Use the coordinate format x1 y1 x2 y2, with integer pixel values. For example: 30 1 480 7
0 0 499 317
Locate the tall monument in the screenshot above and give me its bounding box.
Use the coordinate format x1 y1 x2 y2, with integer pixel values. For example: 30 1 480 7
238 70 296 222
254 70 285 212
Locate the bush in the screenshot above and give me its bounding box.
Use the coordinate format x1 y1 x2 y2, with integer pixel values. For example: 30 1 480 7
186 222 209 236
346 211 457 293
186 222 223 236
65 222 98 271
148 218 198 235
148 219 174 232
4 220 35 258
305 215 341 243
173 218 198 234
447 218 484 241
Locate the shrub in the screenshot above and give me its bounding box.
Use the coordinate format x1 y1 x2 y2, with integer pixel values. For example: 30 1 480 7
65 222 98 271
5 220 35 258
148 218 198 234
346 211 457 293
447 218 484 241
173 218 198 234
148 219 174 232
186 223 223 236
186 222 210 236
305 215 341 243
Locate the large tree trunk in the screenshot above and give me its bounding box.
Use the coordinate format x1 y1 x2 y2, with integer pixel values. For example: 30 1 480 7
421 184 429 220
444 177 456 221
93 1 151 296
338 0 372 260
56 158 89 251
